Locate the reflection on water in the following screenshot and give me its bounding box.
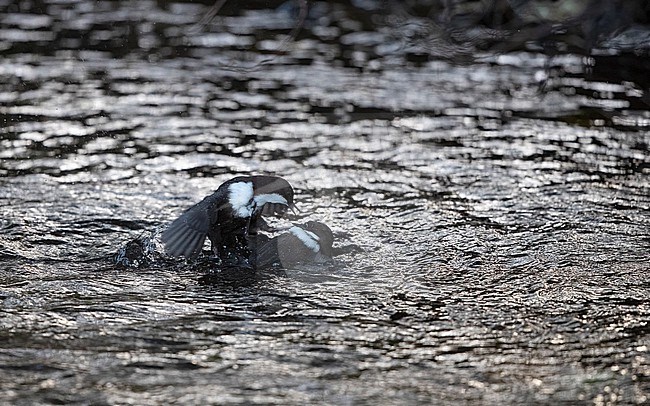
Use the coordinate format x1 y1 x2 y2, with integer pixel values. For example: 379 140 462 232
1 1 649 404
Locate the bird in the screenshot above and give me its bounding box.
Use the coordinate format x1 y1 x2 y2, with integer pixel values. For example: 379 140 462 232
161 175 295 265
253 221 334 269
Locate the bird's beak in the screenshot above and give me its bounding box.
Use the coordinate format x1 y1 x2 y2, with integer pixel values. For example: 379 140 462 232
289 203 300 216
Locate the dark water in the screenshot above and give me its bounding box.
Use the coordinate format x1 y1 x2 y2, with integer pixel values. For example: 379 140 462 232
1 1 649 404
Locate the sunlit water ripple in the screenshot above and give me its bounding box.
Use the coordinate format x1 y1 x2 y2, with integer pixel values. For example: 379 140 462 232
1 1 649 404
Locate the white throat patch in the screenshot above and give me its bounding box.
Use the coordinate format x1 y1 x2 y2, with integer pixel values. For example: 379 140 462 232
289 226 320 252
254 193 288 208
228 182 254 217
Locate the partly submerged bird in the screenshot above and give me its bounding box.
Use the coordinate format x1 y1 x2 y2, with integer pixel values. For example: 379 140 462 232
161 176 295 264
253 221 334 269
199 221 335 284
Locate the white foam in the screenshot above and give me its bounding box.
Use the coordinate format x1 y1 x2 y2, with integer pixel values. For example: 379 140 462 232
228 182 254 217
289 226 320 252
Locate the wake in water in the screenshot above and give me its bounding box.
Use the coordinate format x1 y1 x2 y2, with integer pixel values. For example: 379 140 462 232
113 227 169 269
114 221 336 271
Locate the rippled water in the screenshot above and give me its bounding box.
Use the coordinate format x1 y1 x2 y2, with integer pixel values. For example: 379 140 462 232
1 1 649 404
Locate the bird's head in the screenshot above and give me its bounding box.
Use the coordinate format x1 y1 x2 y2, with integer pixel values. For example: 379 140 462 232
251 176 295 217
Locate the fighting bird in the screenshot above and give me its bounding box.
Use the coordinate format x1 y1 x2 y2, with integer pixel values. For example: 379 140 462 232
253 221 334 269
161 176 295 264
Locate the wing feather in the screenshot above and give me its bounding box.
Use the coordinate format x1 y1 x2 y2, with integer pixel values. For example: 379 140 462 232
276 233 315 265
162 195 218 258
254 236 281 269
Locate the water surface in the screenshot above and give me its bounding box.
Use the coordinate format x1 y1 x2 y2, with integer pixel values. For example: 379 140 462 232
1 1 649 404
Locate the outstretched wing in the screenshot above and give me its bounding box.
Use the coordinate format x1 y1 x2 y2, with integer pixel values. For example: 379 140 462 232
162 195 218 258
